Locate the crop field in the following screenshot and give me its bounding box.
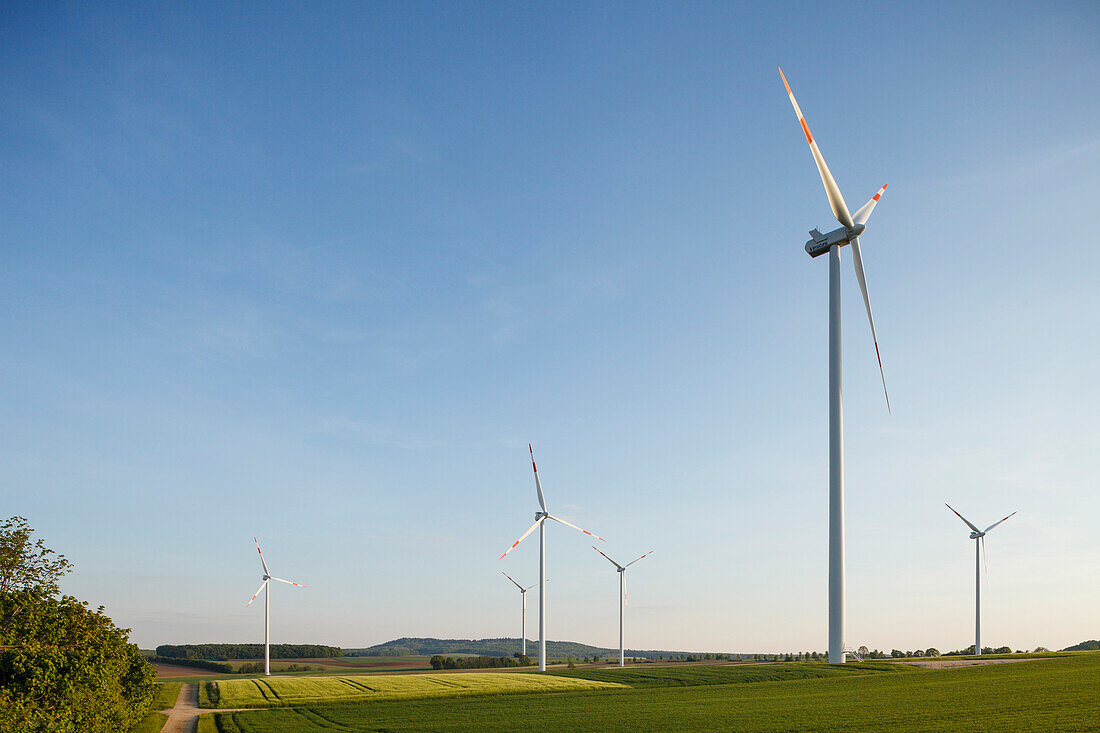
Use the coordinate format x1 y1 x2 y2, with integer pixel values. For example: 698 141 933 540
546 660 906 687
204 671 624 708
203 653 1100 732
155 655 438 683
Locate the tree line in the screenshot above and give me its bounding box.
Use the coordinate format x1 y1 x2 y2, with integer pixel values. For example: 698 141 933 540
429 654 534 669
155 643 342 660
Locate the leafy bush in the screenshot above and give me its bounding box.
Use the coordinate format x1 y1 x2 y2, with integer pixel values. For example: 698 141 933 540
0 588 155 733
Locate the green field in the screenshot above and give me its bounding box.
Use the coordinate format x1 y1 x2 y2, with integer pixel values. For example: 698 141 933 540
126 681 182 732
203 653 1100 732
152 681 184 709
546 660 906 687
205 671 623 708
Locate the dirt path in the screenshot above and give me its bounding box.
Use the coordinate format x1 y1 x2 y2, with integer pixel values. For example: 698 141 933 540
160 683 253 733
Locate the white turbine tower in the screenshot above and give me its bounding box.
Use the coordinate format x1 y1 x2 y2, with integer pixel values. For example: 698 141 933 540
945 504 1016 656
500 445 606 671
780 68 892 664
501 571 545 657
245 538 306 676
592 547 653 667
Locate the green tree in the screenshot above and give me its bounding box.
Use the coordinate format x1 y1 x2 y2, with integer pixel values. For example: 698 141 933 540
0 520 154 733
0 517 72 594
429 655 445 670
0 589 154 732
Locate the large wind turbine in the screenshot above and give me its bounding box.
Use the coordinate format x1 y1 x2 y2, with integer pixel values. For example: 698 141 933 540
945 504 1016 656
245 538 306 676
780 68 892 664
500 445 606 671
501 571 546 657
592 547 653 667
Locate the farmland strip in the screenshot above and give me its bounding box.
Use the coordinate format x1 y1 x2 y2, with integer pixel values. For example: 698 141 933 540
251 679 273 702
261 679 285 701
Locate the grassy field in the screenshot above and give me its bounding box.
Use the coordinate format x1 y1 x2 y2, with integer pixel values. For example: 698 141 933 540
546 660 907 687
204 671 623 708
205 653 1100 732
128 711 168 733
126 681 182 732
152 681 184 709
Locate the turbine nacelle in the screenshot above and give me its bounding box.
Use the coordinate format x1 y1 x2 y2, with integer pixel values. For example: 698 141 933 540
805 225 866 258
969 531 983 540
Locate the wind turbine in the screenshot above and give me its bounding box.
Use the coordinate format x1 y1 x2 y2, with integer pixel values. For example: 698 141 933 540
592 547 653 667
780 67 892 664
501 571 547 657
500 445 606 671
945 504 1016 656
245 538 306 676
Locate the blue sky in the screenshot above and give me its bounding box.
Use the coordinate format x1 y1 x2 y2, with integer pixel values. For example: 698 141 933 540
2 1 1097 653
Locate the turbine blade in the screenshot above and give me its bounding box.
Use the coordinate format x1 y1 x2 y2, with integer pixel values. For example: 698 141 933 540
501 570 525 591
269 576 306 588
850 236 890 412
547 514 605 542
530 444 547 513
982 535 988 576
592 545 624 571
852 184 888 227
983 511 1017 534
254 537 270 575
624 571 628 608
524 580 544 591
245 580 267 608
779 67 854 229
945 504 982 534
500 517 543 560
624 550 654 568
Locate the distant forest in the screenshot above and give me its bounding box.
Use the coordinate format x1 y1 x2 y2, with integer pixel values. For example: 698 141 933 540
345 637 740 660
1063 640 1100 652
155 643 341 660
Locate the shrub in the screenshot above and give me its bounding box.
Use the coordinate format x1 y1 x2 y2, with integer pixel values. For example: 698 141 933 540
0 589 155 733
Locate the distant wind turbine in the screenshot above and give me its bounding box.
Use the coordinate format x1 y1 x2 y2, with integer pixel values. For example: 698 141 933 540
501 571 546 657
780 67 893 663
945 505 1016 656
245 538 306 676
592 547 653 667
500 445 606 671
